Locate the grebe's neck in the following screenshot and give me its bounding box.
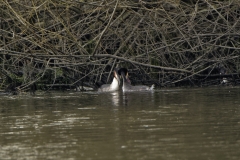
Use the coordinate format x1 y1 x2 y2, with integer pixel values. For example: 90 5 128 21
110 77 119 90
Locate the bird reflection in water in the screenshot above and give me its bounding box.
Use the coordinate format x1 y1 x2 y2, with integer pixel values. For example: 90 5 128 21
110 91 120 106
99 90 155 107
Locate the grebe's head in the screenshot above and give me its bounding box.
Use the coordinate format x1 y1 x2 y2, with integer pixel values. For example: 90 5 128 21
118 68 131 84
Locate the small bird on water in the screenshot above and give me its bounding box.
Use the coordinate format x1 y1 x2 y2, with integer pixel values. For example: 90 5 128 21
118 68 154 92
98 68 121 92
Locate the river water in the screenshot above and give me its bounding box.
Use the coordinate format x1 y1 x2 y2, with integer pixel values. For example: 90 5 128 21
0 87 240 160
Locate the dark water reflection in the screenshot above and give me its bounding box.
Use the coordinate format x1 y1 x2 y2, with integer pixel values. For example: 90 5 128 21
1 87 240 159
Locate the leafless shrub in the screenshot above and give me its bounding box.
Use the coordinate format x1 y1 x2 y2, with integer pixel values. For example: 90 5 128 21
0 0 240 92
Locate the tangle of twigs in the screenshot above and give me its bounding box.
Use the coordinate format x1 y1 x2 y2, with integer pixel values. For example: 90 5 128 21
1 0 240 93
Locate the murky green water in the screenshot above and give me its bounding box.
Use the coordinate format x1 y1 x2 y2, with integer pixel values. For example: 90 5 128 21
1 87 240 160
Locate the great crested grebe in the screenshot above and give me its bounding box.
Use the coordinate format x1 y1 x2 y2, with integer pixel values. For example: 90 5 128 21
98 68 121 92
118 68 154 92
